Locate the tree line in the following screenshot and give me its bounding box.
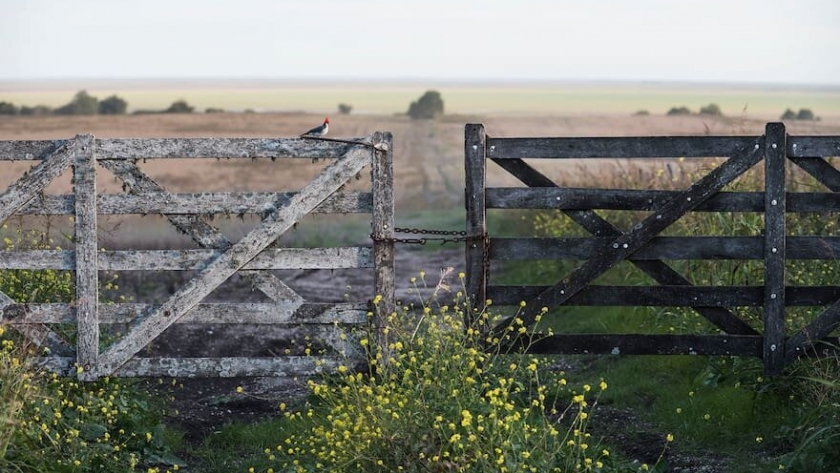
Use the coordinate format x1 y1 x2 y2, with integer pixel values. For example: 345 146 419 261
0 90 198 116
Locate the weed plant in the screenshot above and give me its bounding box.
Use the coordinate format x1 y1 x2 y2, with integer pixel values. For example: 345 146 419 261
0 224 183 472
248 271 670 473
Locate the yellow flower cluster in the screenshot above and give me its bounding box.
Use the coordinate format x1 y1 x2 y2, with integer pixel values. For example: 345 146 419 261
260 280 613 472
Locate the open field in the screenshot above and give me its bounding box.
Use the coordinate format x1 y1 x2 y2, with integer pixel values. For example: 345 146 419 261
2 79 840 116
2 111 840 215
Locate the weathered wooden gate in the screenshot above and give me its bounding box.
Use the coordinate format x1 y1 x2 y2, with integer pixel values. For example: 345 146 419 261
0 133 394 380
465 122 840 375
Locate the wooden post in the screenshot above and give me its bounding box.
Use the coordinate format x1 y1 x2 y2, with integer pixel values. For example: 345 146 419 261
371 132 395 361
464 124 488 326
763 123 787 375
73 134 99 380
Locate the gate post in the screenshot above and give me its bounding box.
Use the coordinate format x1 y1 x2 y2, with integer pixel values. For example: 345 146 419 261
465 124 488 326
763 122 787 375
371 132 395 360
73 134 100 381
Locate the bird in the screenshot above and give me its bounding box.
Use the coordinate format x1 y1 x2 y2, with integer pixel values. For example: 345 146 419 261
301 117 329 137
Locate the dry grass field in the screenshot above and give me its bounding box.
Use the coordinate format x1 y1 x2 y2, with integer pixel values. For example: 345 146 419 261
2 111 839 212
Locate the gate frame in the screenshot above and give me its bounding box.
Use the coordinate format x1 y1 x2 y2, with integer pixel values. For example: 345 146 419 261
0 133 394 380
465 122 840 375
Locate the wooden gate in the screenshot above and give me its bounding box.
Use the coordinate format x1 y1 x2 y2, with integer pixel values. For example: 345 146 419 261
0 133 394 380
465 123 840 375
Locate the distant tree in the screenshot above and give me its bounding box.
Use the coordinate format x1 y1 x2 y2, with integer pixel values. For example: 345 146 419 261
98 95 128 115
55 90 99 115
243 109 256 114
699 103 723 116
666 106 692 116
0 101 18 115
338 103 353 115
780 108 797 120
633 110 650 116
796 108 815 120
20 105 52 116
164 100 194 114
204 107 225 113
408 90 444 119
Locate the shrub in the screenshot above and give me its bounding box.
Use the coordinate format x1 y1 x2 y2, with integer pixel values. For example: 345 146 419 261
0 101 18 115
0 225 183 472
256 272 666 472
164 100 194 114
796 108 815 120
666 106 692 116
634 110 650 116
408 90 444 119
338 103 352 115
98 95 128 115
204 107 225 114
20 105 53 116
698 103 723 116
781 108 797 120
54 90 99 116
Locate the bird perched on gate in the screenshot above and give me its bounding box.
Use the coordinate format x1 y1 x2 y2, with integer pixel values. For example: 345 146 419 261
301 117 329 137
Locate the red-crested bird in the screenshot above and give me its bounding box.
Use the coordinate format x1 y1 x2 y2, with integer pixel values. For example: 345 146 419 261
301 117 329 137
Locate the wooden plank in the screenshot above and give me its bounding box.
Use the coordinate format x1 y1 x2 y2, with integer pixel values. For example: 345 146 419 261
490 236 840 261
465 124 488 316
32 356 349 378
95 137 371 160
487 136 757 159
519 334 764 357
487 285 840 307
491 157 758 336
0 247 374 270
0 139 67 161
787 136 840 158
9 302 368 324
73 135 99 376
514 140 764 328
0 139 75 224
763 123 787 375
12 191 373 215
90 144 373 379
487 285 765 307
370 132 395 355
102 191 372 215
487 188 840 213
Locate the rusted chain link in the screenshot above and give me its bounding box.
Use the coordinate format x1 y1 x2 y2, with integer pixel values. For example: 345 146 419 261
371 227 481 245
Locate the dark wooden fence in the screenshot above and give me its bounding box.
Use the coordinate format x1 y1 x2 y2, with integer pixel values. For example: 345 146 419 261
0 134 394 380
465 122 840 375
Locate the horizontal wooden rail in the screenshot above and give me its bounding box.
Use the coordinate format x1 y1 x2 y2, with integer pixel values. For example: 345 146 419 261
0 247 373 271
0 137 373 161
487 285 840 307
487 188 840 212
4 302 367 325
33 355 346 378
490 236 840 261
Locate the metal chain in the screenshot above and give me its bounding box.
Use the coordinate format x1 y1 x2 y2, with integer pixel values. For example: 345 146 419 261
371 227 477 245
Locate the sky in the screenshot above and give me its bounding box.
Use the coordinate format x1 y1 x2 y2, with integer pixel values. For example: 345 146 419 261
2 0 839 85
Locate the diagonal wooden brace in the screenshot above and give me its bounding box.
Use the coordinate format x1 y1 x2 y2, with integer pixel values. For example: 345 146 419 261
492 157 759 336
89 144 373 378
98 159 303 304
508 138 765 328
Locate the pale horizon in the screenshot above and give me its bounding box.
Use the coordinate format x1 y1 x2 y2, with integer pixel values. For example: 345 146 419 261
3 0 839 86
